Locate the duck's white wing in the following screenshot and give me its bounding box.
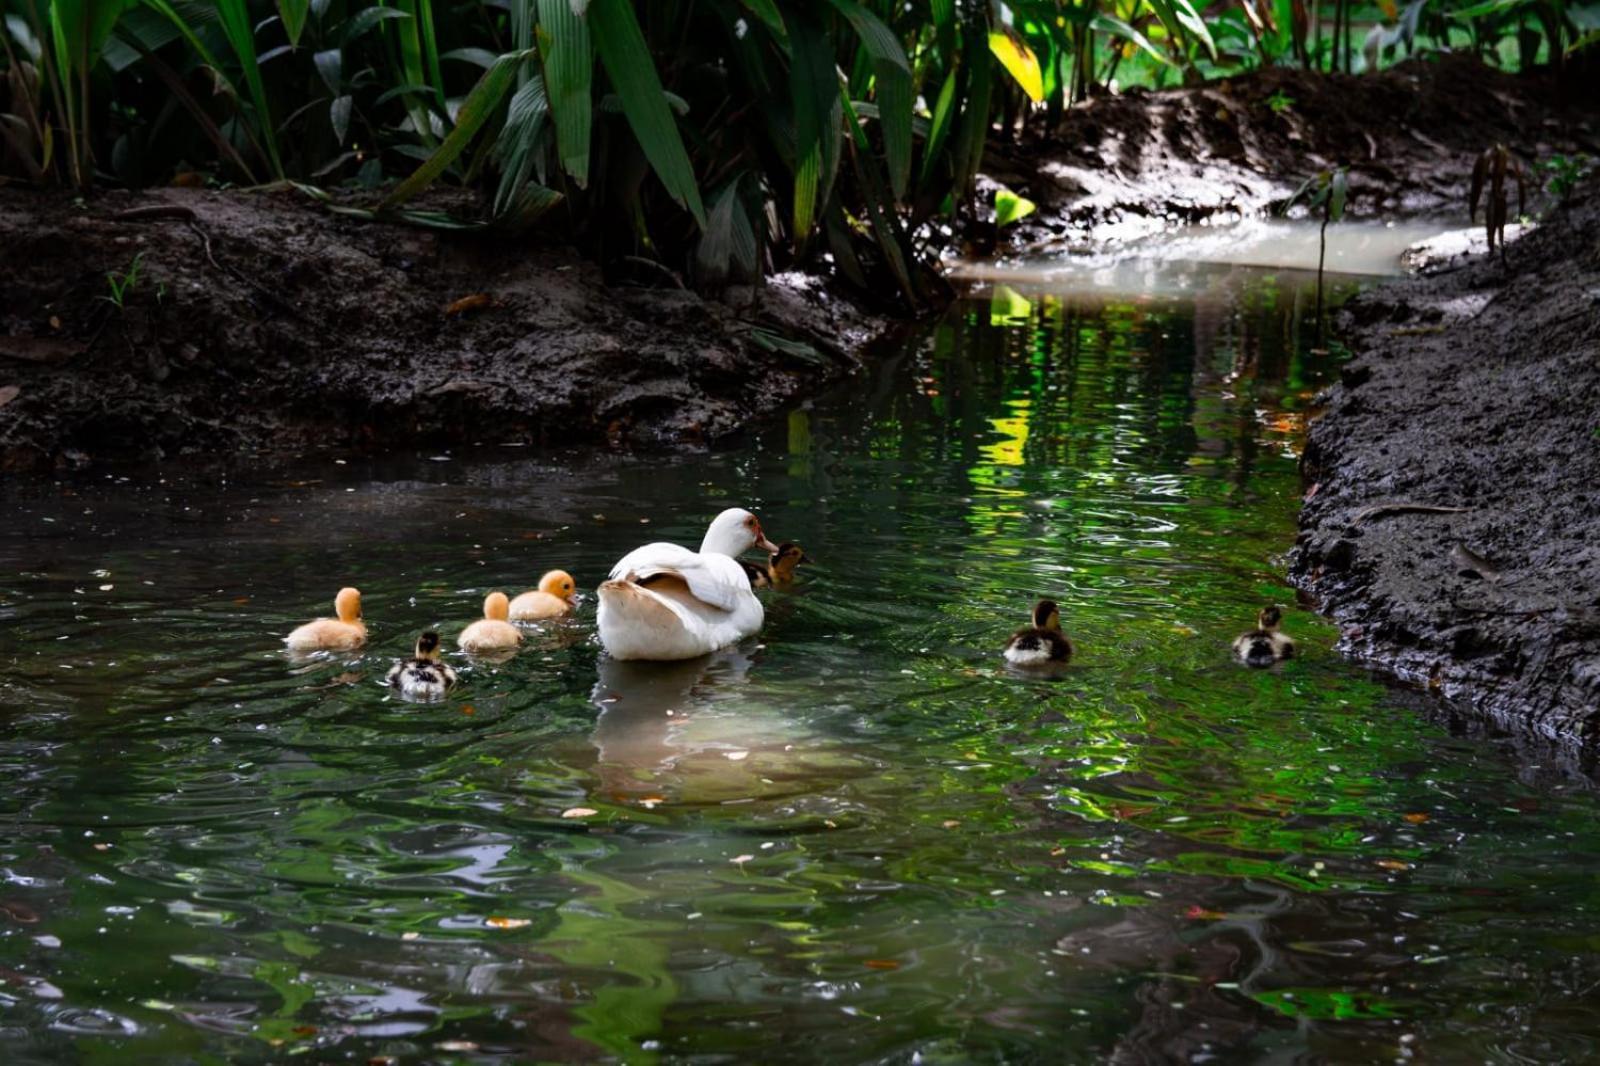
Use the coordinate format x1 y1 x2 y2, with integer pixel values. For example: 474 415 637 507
608 542 748 613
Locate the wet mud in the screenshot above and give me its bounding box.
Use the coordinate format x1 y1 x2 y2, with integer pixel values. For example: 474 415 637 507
1293 180 1600 747
0 186 882 471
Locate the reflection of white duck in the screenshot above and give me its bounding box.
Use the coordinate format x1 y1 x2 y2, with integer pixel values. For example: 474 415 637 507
597 508 777 661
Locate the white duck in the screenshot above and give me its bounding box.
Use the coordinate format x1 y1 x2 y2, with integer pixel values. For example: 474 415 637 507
597 507 778 661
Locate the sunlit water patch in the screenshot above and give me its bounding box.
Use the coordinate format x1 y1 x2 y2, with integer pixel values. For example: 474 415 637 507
958 217 1453 293
1 260 1598 1063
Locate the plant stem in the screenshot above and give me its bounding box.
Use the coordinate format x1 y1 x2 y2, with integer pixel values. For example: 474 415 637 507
1316 212 1328 343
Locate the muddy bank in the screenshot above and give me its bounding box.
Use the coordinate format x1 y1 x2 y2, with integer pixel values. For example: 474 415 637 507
984 54 1599 246
1292 179 1600 746
0 187 883 472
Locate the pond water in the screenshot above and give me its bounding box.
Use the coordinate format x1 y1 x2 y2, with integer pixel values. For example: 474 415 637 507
3 257 1599 1063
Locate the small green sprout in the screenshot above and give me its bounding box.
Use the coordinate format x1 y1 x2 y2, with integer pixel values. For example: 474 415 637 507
104 253 146 309
1266 90 1295 114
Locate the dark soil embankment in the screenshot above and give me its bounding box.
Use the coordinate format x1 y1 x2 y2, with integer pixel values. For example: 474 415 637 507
0 187 880 471
986 54 1598 245
1293 182 1600 746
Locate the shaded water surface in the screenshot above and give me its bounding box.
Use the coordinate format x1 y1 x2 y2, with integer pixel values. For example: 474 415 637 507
2 261 1598 1063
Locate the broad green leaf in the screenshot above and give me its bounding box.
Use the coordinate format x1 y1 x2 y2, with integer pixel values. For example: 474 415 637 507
826 0 909 73
988 29 1043 103
342 5 408 44
313 47 341 95
588 0 706 227
536 0 592 187
384 49 533 209
443 46 499 69
494 72 550 214
276 0 308 46
994 185 1036 227
1091 14 1176 67
330 93 351 145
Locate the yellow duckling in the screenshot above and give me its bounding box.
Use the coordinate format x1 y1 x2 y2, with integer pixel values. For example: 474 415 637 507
387 630 458 699
284 587 366 652
740 542 812 589
458 591 522 654
508 569 577 622
1002 598 1073 666
1233 605 1295 667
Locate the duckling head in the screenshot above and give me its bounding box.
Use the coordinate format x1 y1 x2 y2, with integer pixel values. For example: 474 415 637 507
1258 605 1283 630
415 630 441 660
484 591 511 621
1032 599 1062 632
335 587 362 623
769 543 812 579
539 569 578 604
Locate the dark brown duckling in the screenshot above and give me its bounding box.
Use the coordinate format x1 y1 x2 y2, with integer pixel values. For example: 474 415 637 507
1232 606 1294 667
1003 599 1073 666
740 542 812 589
386 630 458 699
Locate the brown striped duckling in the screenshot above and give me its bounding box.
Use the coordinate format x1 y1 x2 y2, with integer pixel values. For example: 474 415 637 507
459 592 522 654
739 542 812 589
1003 599 1073 667
387 630 457 699
284 587 366 652
1233 606 1294 667
509 569 577 622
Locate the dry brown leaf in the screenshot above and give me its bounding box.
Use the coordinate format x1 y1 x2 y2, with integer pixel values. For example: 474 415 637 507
864 959 900 970
1402 812 1430 824
561 807 598 819
1376 860 1411 871
485 916 530 930
443 293 493 317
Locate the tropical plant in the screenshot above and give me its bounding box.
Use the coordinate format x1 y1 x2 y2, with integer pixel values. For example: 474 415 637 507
1470 143 1527 261
1539 151 1591 202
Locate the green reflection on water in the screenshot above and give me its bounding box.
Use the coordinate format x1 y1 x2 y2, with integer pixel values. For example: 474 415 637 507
1 262 1598 1063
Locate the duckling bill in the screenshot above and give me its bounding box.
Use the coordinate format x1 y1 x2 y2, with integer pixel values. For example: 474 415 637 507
740 542 812 588
387 630 457 699
1003 599 1072 666
1233 605 1294 667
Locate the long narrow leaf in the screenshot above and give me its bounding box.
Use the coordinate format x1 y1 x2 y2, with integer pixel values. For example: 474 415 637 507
214 0 282 176
276 0 308 46
535 0 592 186
384 49 533 209
789 16 836 243
588 0 706 227
827 0 911 202
918 62 959 186
988 28 1044 102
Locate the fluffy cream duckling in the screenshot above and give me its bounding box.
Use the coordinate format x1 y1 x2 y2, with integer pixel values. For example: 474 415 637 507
739 543 812 589
508 569 577 622
284 587 366 652
387 630 458 699
1002 599 1073 666
458 591 522 654
1233 605 1295 667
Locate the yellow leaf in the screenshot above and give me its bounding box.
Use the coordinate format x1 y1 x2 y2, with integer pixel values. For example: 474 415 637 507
1378 0 1398 19
988 31 1044 103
